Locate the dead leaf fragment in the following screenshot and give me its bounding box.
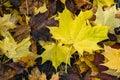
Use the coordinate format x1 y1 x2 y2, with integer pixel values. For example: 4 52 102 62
50 73 59 80
29 67 47 80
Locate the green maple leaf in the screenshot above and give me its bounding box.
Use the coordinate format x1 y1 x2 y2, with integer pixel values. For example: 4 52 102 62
95 5 120 33
39 41 70 69
49 8 108 54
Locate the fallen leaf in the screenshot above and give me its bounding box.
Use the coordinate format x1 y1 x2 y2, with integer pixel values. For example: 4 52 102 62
0 31 32 62
29 67 47 80
50 72 59 80
29 11 58 41
39 41 70 69
49 8 108 54
95 5 120 33
102 45 120 77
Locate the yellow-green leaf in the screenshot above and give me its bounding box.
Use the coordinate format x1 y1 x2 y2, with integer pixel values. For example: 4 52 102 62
39 41 70 69
95 5 120 33
0 30 32 62
49 8 108 54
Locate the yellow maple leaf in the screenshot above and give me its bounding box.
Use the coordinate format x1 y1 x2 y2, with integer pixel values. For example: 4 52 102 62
102 45 120 73
49 8 108 54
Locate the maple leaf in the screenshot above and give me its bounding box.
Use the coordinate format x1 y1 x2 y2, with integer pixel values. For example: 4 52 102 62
49 8 108 54
0 30 32 62
39 41 70 69
102 45 120 77
95 5 120 33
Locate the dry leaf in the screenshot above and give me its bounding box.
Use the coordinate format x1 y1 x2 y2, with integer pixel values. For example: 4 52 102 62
50 73 59 80
29 67 47 80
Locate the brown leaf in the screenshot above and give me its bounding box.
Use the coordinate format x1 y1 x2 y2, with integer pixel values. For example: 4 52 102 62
93 53 108 72
100 73 118 80
29 11 58 41
46 0 57 16
30 38 37 54
112 43 120 49
10 25 30 43
10 0 21 8
0 62 25 80
75 60 89 74
68 72 81 80
7 62 25 75
29 67 47 80
65 0 77 13
19 0 44 15
75 53 98 76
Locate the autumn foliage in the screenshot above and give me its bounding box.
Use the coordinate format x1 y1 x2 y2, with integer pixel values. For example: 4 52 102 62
0 0 120 80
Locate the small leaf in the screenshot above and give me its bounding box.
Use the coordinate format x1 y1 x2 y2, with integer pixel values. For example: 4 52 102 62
29 67 47 80
39 41 70 69
34 2 47 14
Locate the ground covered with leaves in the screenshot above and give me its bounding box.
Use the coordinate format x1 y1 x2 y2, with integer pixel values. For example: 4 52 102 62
1 0 120 80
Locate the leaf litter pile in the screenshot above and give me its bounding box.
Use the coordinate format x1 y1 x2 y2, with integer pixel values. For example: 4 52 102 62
1 0 120 80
